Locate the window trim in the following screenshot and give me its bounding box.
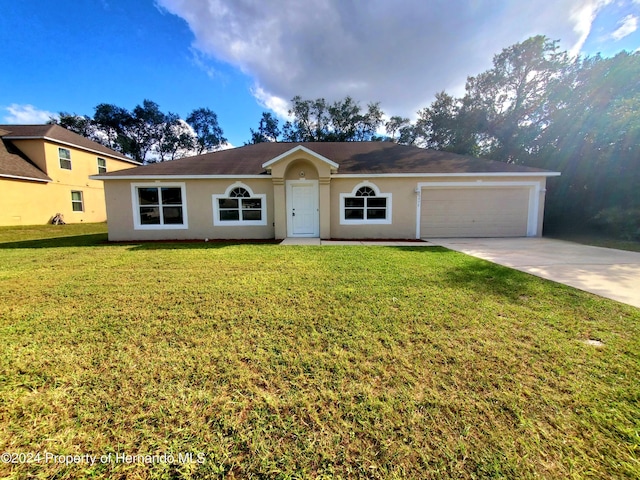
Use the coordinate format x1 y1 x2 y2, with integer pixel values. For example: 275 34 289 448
340 181 392 225
97 157 107 174
71 190 84 212
212 183 267 226
131 182 189 230
59 147 72 170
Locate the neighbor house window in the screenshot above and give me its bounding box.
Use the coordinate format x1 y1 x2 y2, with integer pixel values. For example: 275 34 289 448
97 157 107 174
59 148 72 170
71 191 84 212
213 184 267 226
131 183 188 230
340 182 392 225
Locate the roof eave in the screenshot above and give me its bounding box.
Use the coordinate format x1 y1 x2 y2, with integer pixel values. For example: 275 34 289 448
333 171 561 178
90 171 560 181
90 174 270 181
0 173 52 183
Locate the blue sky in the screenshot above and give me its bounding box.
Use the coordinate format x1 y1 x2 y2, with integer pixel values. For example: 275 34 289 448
1 0 639 147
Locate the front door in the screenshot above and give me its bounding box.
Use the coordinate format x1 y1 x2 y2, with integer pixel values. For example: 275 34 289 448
287 180 319 237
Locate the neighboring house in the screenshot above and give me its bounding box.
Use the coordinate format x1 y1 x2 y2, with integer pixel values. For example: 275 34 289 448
0 124 141 226
92 142 560 241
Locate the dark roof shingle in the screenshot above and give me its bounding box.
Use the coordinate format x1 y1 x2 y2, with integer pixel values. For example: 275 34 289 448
98 142 552 177
0 138 51 182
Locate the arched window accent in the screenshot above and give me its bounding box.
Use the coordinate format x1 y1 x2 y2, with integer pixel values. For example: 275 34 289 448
229 187 250 198
213 183 267 226
340 182 392 225
356 186 376 197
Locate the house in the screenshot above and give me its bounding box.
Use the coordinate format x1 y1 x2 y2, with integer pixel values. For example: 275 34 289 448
92 142 560 241
0 124 141 226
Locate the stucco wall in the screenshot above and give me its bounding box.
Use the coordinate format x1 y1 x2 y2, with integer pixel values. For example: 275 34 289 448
330 176 548 239
105 178 275 241
102 175 549 241
2 139 136 226
329 177 417 239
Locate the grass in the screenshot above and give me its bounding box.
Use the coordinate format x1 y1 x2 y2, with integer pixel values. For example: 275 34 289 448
544 224 640 252
0 222 108 244
0 224 638 479
547 232 640 252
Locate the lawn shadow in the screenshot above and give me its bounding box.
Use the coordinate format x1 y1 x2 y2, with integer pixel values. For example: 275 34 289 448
126 243 453 251
388 245 545 302
125 240 280 251
0 235 280 250
389 246 449 253
435 253 545 303
0 233 109 249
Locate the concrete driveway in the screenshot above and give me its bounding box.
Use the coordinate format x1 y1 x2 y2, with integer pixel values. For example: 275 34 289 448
427 238 640 308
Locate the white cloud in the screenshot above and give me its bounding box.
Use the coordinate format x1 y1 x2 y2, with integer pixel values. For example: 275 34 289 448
611 14 638 40
3 104 57 124
568 0 613 55
157 0 610 119
251 85 292 119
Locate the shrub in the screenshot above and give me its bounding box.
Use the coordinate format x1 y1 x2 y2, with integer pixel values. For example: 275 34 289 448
591 207 640 240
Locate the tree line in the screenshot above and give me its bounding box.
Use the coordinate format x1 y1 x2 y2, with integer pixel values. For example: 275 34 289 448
51 101 226 163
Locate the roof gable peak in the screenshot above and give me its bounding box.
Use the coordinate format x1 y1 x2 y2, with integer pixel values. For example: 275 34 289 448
261 145 339 170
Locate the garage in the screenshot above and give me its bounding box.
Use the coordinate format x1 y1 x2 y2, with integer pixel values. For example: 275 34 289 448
419 185 533 238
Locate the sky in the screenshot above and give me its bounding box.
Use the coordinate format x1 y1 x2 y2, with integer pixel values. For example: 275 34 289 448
1 0 639 147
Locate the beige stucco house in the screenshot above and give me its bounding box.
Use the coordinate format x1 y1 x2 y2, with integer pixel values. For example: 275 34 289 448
0 124 140 226
92 142 559 241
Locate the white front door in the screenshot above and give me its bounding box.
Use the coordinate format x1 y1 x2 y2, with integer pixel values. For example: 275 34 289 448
286 180 319 237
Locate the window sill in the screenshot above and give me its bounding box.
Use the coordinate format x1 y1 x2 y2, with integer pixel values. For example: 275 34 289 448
214 220 267 227
133 224 189 230
340 219 392 225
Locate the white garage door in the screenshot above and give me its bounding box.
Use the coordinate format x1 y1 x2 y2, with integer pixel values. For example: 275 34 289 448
420 187 531 238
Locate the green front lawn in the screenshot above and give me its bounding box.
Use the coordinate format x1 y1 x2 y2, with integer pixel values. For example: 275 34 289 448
1 225 638 479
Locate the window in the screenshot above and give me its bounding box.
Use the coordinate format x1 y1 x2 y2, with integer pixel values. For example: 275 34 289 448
71 191 84 212
97 157 107 174
213 184 267 226
340 182 392 225
131 183 188 230
59 148 71 170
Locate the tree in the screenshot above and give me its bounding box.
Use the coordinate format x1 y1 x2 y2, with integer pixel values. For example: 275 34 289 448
51 113 93 137
282 96 384 142
156 114 197 162
186 108 226 154
384 116 411 142
282 96 329 142
533 51 640 233
62 101 224 163
93 103 132 153
92 100 167 163
417 35 639 237
463 35 570 163
248 112 281 143
409 92 486 155
127 99 166 162
50 113 111 147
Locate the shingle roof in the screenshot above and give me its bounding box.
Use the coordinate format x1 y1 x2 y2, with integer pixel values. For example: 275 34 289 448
0 137 51 182
0 124 139 164
97 142 554 177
